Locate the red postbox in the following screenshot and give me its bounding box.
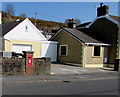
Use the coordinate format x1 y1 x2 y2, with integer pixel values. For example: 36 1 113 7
27 54 33 68
23 51 34 75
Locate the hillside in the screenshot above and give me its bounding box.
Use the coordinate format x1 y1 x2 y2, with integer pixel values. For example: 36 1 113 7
2 11 67 30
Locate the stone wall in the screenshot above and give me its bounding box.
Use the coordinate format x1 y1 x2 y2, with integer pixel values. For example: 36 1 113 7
2 58 25 76
1 57 51 76
33 58 51 75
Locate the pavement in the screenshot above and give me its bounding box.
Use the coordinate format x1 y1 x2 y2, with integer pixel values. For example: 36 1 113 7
1 63 119 85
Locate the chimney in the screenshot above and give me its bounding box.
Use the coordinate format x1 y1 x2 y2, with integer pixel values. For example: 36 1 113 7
68 18 76 28
97 3 109 17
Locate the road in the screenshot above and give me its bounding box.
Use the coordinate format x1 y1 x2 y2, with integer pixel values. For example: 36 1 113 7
2 63 119 96
2 77 119 95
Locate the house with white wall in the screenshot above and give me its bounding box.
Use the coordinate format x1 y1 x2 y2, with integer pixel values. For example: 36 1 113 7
0 18 58 62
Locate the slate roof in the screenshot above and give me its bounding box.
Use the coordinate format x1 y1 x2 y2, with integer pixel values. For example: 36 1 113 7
109 15 120 22
61 27 105 44
0 19 23 36
76 22 91 28
76 15 120 30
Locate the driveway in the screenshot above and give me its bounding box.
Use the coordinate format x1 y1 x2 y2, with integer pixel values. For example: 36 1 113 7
51 63 115 75
2 63 118 86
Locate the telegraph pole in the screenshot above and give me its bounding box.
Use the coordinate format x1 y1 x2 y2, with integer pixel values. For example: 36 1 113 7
34 12 37 26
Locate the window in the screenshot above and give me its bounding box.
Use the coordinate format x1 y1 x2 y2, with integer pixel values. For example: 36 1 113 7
94 46 101 56
25 26 28 31
60 45 68 56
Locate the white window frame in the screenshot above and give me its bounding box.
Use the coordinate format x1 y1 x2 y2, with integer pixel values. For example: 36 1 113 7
59 45 68 56
92 46 102 57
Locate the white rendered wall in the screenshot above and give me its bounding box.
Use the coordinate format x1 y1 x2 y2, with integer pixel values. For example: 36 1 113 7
41 41 58 62
4 18 47 41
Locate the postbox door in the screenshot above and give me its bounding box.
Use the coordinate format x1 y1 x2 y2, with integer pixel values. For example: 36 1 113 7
27 55 33 67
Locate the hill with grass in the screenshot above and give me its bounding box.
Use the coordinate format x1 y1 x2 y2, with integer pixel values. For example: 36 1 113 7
2 11 67 30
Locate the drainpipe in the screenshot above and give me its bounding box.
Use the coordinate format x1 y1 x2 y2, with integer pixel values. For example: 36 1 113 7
82 44 87 68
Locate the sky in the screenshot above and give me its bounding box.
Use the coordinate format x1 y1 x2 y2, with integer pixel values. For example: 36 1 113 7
1 1 119 23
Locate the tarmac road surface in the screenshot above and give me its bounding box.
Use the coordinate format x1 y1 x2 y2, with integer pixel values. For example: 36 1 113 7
2 78 119 95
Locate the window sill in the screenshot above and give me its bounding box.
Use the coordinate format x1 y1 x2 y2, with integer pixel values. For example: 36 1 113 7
92 56 101 58
25 30 28 32
59 55 67 57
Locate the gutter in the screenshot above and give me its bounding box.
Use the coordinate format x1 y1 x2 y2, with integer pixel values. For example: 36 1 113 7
85 43 111 46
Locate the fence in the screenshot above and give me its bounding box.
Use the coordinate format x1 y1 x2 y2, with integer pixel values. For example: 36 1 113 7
1 57 51 76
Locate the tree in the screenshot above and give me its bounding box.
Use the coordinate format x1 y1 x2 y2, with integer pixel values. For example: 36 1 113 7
73 18 81 25
5 4 15 16
19 13 26 18
65 18 81 25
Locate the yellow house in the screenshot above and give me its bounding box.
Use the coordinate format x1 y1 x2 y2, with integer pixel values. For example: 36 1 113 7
1 18 58 62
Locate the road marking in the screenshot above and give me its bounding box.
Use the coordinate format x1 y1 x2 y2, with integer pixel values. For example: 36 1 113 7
88 76 119 81
61 69 68 71
50 72 55 75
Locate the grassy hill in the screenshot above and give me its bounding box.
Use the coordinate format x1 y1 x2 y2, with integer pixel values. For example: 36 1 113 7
2 11 67 30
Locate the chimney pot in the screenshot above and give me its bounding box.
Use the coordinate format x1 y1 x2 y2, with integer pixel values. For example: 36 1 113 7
100 3 103 7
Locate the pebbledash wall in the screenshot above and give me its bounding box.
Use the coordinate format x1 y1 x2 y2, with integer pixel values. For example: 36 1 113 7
83 45 104 68
52 30 83 66
52 29 105 68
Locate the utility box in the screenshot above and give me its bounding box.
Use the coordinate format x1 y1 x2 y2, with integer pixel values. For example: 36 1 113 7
23 51 34 75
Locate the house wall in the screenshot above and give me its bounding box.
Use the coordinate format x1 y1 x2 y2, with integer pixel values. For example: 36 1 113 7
3 18 49 58
0 37 4 51
41 41 58 62
4 39 41 58
4 18 46 42
117 27 120 59
89 18 118 64
52 30 83 66
5 39 11 51
84 45 104 68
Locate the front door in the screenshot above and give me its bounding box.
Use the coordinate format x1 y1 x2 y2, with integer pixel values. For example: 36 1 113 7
104 47 109 64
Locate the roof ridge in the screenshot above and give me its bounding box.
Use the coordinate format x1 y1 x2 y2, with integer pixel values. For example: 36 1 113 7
108 15 120 22
62 27 103 44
